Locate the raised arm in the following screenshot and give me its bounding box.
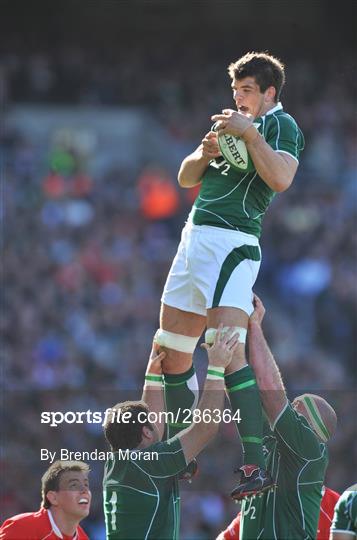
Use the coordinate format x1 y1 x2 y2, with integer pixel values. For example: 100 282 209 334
178 131 221 188
141 342 166 440
248 295 288 425
178 326 239 464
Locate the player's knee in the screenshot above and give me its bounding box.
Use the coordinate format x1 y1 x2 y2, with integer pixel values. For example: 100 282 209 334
205 326 247 345
154 329 200 354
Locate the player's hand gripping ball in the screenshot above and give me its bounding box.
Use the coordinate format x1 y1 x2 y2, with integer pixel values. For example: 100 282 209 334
212 122 255 173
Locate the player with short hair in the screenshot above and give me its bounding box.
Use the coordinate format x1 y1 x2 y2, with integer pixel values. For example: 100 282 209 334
155 51 304 498
234 295 337 539
0 460 91 540
330 484 357 539
103 326 239 539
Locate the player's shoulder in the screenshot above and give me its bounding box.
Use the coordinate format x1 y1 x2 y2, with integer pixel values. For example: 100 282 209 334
272 400 298 427
267 108 301 131
1 508 45 525
1 512 33 527
0 508 49 538
338 484 357 500
275 108 297 120
339 484 357 505
334 485 357 521
274 401 327 459
147 436 184 455
332 484 357 532
263 106 304 155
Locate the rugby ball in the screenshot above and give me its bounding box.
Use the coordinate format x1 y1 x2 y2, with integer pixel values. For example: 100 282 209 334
218 132 254 172
212 122 255 173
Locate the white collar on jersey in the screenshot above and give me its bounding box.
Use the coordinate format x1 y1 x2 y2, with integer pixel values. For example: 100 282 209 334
47 509 78 539
264 102 283 116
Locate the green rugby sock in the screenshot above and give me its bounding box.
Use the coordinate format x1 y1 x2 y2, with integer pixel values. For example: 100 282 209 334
164 365 198 438
225 365 265 468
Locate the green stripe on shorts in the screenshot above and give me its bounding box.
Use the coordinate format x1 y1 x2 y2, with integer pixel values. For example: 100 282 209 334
211 245 261 308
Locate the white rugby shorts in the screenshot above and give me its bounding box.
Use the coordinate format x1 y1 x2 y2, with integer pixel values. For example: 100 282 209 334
161 223 261 316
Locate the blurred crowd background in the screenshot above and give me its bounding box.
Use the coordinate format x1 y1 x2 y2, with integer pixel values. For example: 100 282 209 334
1 1 356 538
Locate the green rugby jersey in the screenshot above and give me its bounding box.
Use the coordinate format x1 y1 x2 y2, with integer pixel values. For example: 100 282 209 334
191 103 304 238
331 484 357 536
103 437 186 539
241 403 328 540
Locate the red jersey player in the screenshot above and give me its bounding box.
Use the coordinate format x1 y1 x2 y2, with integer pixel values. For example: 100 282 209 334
0 460 91 540
217 485 340 540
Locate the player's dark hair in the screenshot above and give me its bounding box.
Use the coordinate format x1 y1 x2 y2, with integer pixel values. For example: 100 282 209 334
228 51 285 102
41 460 90 509
103 400 153 451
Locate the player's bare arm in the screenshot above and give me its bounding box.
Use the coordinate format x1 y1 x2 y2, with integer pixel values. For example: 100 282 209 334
178 325 239 464
141 343 166 440
212 109 298 192
248 295 288 425
178 131 221 188
330 533 354 540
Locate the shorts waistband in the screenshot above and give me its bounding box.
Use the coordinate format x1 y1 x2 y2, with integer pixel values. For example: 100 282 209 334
183 222 260 246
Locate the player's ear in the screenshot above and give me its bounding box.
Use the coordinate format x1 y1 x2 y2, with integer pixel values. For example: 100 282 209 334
46 490 59 507
142 426 153 440
264 86 276 103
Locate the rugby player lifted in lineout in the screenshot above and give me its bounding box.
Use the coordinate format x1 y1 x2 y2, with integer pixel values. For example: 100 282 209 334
154 51 305 499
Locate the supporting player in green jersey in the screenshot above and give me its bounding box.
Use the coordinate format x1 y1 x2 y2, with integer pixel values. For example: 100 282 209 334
237 294 337 540
330 485 357 539
103 326 239 539
155 52 304 499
